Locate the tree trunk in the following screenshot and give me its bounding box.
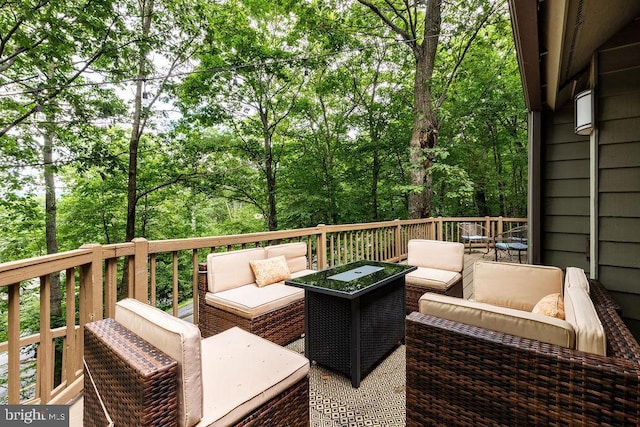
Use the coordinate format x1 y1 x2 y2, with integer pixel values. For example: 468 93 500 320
357 0 493 218
408 2 441 218
371 149 380 221
476 188 488 216
259 104 278 231
490 123 507 214
43 114 61 319
122 0 154 299
265 140 278 231
322 140 338 224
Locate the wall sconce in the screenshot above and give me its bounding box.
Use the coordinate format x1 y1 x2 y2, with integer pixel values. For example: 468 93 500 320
575 89 594 135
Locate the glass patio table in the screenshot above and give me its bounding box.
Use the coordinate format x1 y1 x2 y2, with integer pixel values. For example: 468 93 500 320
286 260 416 387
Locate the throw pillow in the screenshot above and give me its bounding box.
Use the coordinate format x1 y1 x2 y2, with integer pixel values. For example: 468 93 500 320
249 255 291 287
532 293 565 320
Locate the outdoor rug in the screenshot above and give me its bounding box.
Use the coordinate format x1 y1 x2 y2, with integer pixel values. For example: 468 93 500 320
286 338 406 427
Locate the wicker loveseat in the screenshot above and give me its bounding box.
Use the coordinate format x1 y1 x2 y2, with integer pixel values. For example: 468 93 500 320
406 262 640 426
84 298 310 426
197 242 315 345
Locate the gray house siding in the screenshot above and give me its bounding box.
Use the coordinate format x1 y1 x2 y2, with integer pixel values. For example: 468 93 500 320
597 22 640 333
541 106 590 270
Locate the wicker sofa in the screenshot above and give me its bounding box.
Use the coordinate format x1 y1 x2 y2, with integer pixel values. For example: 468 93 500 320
406 261 640 426
84 298 310 427
198 242 315 345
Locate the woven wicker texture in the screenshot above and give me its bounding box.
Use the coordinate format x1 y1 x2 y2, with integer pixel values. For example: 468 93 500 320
405 278 463 314
235 377 309 427
198 263 304 345
406 280 640 426
84 318 310 427
307 292 352 375
84 318 178 427
305 277 405 387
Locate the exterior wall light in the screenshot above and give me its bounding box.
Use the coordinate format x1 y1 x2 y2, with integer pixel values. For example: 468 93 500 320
575 89 594 135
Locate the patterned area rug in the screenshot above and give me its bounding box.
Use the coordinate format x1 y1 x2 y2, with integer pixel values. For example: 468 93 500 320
286 338 406 427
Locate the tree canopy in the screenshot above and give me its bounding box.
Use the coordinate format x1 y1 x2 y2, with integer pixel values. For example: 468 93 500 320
0 0 526 260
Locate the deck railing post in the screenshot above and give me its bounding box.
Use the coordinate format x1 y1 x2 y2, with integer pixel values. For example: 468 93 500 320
486 216 493 252
7 283 20 404
78 243 104 398
192 249 199 324
429 217 436 240
395 219 402 261
437 217 444 241
132 237 149 302
38 274 52 403
79 243 104 324
317 224 327 269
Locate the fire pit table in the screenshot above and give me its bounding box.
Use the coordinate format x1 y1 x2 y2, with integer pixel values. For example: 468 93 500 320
286 260 416 387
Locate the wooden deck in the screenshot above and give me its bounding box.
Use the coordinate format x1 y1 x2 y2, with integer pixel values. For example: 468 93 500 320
462 249 491 300
68 248 507 426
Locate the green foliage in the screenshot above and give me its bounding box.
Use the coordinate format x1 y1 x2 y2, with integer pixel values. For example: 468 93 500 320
0 1 528 344
0 195 46 260
436 13 527 216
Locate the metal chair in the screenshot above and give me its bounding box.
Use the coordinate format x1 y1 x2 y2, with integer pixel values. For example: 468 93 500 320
493 224 528 263
458 222 489 254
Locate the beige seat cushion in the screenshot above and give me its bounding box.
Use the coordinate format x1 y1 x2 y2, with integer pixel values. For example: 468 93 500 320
265 242 309 274
473 261 563 311
564 286 606 355
197 327 309 426
407 239 464 272
565 266 590 294
115 298 203 427
205 283 304 319
405 267 462 291
207 248 265 293
419 293 575 349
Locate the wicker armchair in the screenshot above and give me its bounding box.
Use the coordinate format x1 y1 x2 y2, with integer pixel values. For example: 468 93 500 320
406 279 640 426
405 239 465 313
198 243 313 345
84 299 310 427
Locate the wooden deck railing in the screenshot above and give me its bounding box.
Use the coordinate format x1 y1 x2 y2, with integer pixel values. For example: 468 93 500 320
0 216 525 405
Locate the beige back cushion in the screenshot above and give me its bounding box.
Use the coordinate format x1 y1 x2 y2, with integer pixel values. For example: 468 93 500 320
407 239 464 272
419 293 575 349
265 242 308 273
473 261 563 311
565 266 590 294
115 298 203 427
207 248 265 293
564 287 606 355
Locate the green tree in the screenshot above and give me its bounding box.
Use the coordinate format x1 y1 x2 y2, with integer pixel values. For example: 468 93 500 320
0 0 126 317
179 0 311 231
435 15 527 216
355 0 502 218
349 44 413 221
